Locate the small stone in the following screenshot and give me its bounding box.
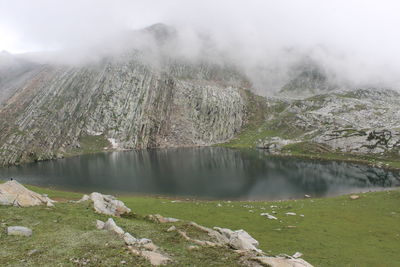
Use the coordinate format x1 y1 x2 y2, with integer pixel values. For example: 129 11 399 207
138 238 152 245
7 226 32 237
188 245 200 250
96 220 105 229
46 201 54 207
260 213 278 220
142 242 158 251
293 252 303 258
27 249 39 256
123 233 137 245
149 214 180 223
350 195 360 200
304 194 311 198
120 260 126 264
285 212 296 216
167 226 176 232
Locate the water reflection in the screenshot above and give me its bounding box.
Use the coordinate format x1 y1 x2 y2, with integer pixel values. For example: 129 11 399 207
0 147 399 200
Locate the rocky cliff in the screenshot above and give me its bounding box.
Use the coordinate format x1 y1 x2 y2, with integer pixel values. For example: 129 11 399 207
0 50 249 166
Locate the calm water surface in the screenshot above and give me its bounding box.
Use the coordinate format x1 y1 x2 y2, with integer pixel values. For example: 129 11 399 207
0 147 399 200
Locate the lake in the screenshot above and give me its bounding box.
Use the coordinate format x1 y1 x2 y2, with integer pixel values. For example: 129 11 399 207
0 147 399 200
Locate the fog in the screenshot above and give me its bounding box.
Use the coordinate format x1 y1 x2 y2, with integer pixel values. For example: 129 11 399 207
1 0 400 93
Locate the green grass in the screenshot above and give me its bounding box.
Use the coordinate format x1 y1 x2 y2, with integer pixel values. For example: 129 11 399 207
220 90 304 148
280 142 400 170
64 135 112 157
1 184 399 266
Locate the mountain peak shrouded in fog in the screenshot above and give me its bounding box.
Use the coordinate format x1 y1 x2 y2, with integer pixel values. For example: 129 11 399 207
143 23 177 44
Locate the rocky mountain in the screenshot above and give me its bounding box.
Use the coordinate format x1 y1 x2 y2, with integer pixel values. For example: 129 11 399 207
0 24 253 166
1 24 399 167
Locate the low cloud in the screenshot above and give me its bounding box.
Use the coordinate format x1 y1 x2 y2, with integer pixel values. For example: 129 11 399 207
1 0 400 92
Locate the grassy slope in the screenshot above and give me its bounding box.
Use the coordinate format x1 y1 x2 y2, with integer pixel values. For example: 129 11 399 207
1 184 399 266
0 186 242 267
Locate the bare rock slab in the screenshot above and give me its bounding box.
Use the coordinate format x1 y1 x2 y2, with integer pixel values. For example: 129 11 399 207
0 180 55 207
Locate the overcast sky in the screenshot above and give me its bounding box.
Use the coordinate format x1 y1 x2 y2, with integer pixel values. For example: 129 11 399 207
1 0 400 89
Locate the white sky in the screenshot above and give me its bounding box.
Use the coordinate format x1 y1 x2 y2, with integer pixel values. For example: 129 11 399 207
1 0 400 88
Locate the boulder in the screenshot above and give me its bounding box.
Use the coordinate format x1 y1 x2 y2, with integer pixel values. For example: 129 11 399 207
7 226 32 237
79 192 131 217
103 218 125 235
0 180 55 207
214 227 260 252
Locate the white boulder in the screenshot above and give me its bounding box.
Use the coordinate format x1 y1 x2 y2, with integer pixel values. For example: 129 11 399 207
78 192 131 217
0 180 55 207
214 227 260 252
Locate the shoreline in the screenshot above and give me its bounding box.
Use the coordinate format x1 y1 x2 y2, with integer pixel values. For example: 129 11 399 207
1 178 398 204
2 144 400 171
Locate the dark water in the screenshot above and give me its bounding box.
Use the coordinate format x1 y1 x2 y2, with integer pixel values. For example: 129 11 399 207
0 147 399 200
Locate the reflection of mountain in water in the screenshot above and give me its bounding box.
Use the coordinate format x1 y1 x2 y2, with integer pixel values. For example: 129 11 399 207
0 148 399 200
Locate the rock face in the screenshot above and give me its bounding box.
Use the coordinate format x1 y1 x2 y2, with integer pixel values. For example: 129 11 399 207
78 192 131 217
0 49 247 166
7 226 33 237
0 180 55 207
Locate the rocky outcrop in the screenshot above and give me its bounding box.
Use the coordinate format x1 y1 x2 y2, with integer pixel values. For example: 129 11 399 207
258 88 400 156
314 128 400 154
171 221 313 266
97 217 171 266
77 192 131 217
0 180 55 207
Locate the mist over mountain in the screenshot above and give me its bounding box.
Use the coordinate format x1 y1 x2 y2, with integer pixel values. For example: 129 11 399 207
1 2 400 167
1 22 397 98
